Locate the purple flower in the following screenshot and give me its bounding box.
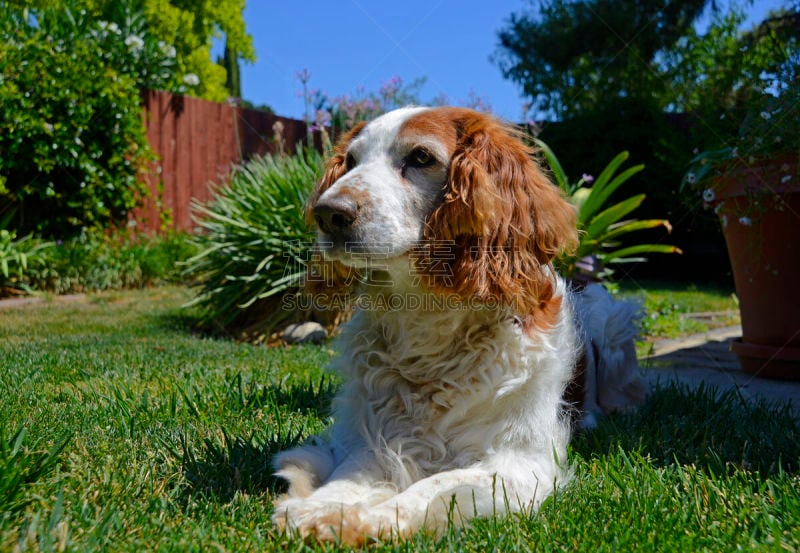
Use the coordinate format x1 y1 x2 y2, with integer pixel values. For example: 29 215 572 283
581 173 595 184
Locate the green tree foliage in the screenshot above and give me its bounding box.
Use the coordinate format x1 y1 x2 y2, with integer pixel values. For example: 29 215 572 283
664 7 800 146
495 1 799 280
7 0 254 102
1 0 254 236
496 0 709 118
0 3 157 236
129 0 255 101
496 0 799 124
219 39 242 99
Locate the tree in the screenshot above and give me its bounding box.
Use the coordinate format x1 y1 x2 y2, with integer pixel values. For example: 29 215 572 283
495 0 709 119
218 39 242 99
6 0 254 102
128 0 255 101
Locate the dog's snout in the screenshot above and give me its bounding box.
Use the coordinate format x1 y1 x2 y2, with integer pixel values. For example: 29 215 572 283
313 196 358 235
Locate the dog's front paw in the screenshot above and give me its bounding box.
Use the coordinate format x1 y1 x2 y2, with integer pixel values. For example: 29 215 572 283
272 499 406 545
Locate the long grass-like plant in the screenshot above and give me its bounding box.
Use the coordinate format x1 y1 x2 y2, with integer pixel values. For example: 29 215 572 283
184 149 322 339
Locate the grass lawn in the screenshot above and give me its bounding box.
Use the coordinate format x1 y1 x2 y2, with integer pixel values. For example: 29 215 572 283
1 286 797 552
618 279 740 337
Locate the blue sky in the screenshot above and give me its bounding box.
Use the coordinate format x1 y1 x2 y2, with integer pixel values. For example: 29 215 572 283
234 1 788 122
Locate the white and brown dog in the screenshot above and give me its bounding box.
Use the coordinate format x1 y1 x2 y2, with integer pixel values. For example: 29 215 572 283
271 107 647 543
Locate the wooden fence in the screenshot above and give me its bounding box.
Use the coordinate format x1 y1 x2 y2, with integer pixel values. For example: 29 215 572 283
135 89 316 233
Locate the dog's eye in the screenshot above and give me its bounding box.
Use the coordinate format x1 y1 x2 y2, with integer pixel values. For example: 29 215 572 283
406 148 435 169
345 152 357 171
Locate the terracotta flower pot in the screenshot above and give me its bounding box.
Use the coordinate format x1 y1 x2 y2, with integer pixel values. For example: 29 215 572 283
712 154 800 380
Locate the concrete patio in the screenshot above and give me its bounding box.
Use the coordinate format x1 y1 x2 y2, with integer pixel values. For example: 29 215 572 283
643 325 800 414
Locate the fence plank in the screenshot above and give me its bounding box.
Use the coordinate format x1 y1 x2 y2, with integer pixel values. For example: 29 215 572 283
134 90 312 233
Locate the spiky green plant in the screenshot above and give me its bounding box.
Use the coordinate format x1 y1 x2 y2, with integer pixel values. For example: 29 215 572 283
536 139 681 280
184 149 322 339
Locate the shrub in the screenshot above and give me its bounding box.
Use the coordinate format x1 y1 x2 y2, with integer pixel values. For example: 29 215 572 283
0 2 174 237
25 231 195 294
183 150 322 340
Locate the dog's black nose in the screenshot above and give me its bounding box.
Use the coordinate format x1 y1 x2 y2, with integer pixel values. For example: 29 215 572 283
313 196 358 235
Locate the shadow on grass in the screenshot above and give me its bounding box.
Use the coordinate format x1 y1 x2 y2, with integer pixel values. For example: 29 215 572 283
573 382 800 476
179 428 293 501
176 378 336 502
155 308 218 339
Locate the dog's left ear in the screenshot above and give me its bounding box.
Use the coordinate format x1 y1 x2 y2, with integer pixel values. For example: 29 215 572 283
420 111 577 314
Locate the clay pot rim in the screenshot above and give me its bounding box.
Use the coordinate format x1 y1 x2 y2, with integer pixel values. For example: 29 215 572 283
730 338 800 361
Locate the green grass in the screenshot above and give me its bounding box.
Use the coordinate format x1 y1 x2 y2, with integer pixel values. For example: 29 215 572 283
617 279 740 342
1 287 797 551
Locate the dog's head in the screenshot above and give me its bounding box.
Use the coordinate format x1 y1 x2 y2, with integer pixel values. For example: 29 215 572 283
306 107 577 314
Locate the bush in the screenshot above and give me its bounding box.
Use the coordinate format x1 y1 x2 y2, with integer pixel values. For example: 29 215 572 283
0 2 176 237
25 231 195 294
184 150 322 340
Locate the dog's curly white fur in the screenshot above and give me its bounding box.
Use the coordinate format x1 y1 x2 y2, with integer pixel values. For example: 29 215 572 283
271 107 645 543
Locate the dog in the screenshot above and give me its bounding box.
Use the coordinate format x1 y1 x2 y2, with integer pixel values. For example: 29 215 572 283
271 107 647 543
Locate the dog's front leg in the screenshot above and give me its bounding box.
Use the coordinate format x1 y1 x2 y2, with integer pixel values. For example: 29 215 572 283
277 463 554 544
271 452 395 542
355 466 514 539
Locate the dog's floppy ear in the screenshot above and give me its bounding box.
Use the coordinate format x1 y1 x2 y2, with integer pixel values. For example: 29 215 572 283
303 122 367 300
420 110 577 316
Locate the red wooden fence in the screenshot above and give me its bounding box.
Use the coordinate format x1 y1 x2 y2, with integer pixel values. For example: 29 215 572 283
135 89 315 233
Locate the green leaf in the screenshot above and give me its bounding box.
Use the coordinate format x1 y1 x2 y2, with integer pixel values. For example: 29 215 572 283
534 138 569 192
585 194 646 240
579 160 645 224
595 219 672 243
601 244 683 263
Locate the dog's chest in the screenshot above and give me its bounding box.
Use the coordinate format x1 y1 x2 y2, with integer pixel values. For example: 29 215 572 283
334 314 536 476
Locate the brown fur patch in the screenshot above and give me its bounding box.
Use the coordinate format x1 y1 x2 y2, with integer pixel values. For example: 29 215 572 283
408 108 578 315
305 507 397 545
521 288 563 335
334 184 374 210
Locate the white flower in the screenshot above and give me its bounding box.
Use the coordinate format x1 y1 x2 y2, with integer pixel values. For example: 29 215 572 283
125 34 144 52
159 41 176 58
760 111 771 120
781 174 792 183
721 214 728 228
686 172 697 185
702 188 715 202
107 22 120 34
183 73 200 86
738 216 752 226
